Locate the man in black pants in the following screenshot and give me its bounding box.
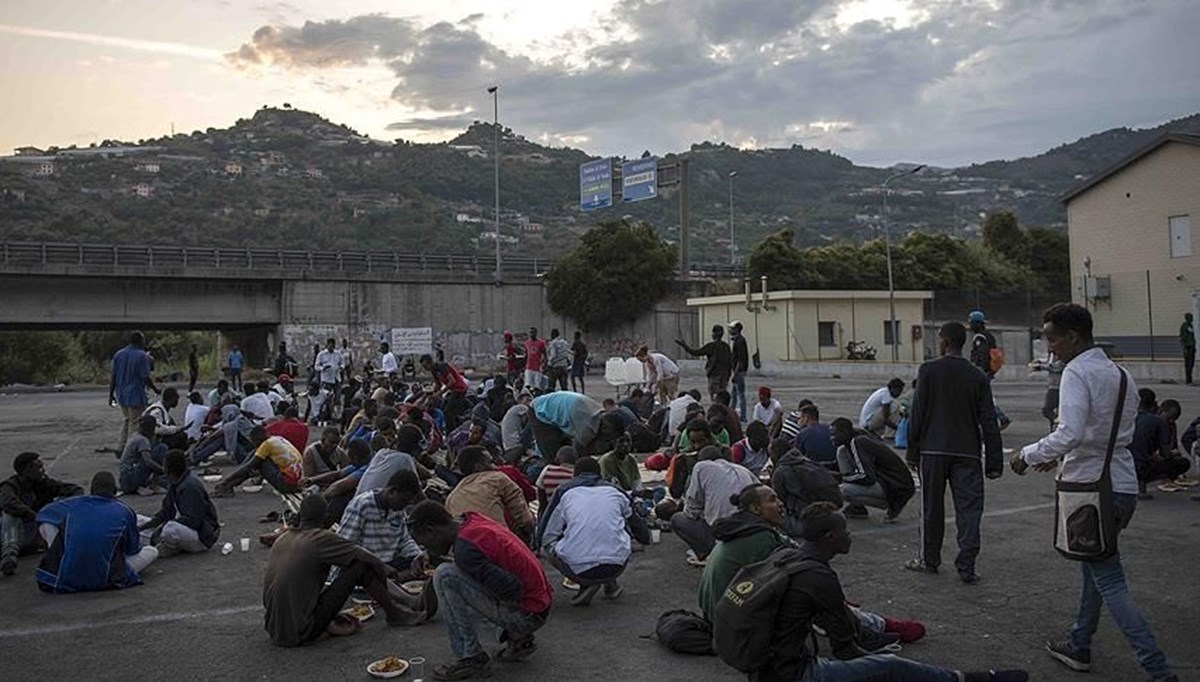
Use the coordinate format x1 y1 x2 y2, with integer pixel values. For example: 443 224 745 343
905 321 1003 584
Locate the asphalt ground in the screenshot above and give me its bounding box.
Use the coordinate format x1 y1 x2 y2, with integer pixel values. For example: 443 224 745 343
0 375 1197 681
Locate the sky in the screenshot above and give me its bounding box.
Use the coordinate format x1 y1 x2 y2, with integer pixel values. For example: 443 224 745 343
2 0 1198 167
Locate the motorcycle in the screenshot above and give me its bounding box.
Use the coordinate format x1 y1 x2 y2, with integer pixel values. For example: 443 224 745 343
846 340 877 361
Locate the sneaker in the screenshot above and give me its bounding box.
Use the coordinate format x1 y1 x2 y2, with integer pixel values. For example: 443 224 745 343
843 504 869 518
561 578 580 591
1045 640 1091 672
1156 481 1182 493
570 584 602 607
903 557 938 574
136 486 155 496
0 553 16 576
858 628 902 653
602 581 624 600
1173 476 1199 487
432 653 492 680
883 617 926 643
959 570 980 585
156 537 181 558
494 634 537 662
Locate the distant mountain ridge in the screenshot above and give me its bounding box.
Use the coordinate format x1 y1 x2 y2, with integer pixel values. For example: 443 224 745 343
1 106 1196 261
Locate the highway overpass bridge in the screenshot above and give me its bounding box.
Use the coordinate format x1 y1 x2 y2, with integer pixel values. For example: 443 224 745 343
0 241 718 368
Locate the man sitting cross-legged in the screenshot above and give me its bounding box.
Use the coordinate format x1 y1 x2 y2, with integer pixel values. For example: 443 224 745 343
139 450 219 556
212 426 304 497
540 456 632 607
35 471 158 593
408 500 552 681
264 494 422 647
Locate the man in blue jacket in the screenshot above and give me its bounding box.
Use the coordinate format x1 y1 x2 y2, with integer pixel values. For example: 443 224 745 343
139 450 220 555
36 472 158 593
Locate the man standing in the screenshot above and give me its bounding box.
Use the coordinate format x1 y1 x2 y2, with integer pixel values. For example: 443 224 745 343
570 331 589 393
545 329 572 392
675 325 733 401
228 344 245 392
187 344 200 393
1013 303 1176 681
340 338 355 385
728 321 750 422
1 453 84 576
523 327 547 391
501 331 525 388
1181 312 1195 385
379 341 399 378
636 346 681 406
315 338 344 412
109 330 158 453
906 322 1002 584
35 472 158 593
969 310 1011 430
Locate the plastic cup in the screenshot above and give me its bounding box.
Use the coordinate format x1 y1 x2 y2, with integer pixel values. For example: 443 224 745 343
221 542 233 555
240 538 251 552
409 656 425 682
650 529 662 544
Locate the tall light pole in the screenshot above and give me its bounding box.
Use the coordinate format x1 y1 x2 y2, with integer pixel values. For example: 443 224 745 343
488 85 501 283
881 164 925 362
728 171 738 266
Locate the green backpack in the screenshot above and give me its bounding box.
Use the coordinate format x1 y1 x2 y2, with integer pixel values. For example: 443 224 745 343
712 547 823 673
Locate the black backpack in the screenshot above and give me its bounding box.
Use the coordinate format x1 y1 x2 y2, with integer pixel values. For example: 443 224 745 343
652 609 714 655
712 548 822 673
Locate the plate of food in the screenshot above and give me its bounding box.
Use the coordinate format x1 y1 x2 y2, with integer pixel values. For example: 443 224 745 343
367 656 409 679
399 580 426 595
341 603 375 623
202 475 222 483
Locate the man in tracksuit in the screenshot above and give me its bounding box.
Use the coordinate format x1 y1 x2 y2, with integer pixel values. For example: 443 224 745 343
905 321 1003 584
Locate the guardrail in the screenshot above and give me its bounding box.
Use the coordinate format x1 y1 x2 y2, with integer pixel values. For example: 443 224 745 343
0 241 746 279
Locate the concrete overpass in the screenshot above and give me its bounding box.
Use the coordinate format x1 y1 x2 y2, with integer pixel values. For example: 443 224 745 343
0 241 719 368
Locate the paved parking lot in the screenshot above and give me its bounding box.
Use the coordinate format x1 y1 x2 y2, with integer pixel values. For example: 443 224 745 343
0 375 1196 681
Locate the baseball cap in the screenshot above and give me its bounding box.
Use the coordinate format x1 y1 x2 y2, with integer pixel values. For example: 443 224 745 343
277 373 292 383
968 310 986 323
727 320 743 330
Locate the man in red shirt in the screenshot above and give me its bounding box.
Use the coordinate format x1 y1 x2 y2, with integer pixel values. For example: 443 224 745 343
421 354 471 431
265 405 311 455
409 501 551 681
501 331 525 387
522 327 547 392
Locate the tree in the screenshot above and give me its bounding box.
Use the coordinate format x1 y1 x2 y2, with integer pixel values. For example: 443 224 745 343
982 211 1026 263
545 220 676 330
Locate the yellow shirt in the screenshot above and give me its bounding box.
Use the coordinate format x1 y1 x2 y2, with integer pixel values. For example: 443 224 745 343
255 436 303 486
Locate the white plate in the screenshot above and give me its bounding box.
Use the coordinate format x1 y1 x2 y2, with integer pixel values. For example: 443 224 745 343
202 475 222 483
366 658 409 679
241 484 263 493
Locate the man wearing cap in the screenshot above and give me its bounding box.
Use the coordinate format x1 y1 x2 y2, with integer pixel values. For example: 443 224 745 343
728 321 750 422
676 325 734 401
1 452 84 576
969 310 1011 430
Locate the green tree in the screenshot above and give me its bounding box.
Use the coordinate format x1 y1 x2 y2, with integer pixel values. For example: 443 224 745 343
982 211 1027 263
545 220 676 330
1026 226 1071 296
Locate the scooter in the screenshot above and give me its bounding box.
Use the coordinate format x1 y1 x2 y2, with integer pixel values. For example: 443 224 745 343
846 340 877 361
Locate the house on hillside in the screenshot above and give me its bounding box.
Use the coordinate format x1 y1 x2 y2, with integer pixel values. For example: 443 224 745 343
305 167 324 179
32 162 54 177
1062 132 1200 361
132 183 154 198
14 146 44 157
224 162 243 176
136 162 160 173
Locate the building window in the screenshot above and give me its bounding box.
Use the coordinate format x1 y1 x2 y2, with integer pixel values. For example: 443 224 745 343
818 322 836 347
1170 215 1192 258
883 320 901 346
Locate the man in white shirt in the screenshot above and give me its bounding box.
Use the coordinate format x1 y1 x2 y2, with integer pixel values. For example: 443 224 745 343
183 392 210 443
750 386 784 431
859 379 905 437
667 390 701 437
636 346 681 406
1013 303 1175 682
540 457 631 606
315 338 344 414
379 342 399 377
240 384 275 422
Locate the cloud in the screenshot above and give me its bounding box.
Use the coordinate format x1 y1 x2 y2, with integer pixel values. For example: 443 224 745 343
225 0 1200 165
0 23 223 61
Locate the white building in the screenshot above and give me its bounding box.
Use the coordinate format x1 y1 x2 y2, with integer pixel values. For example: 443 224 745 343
224 162 243 175
136 163 160 173
132 183 154 198
32 162 54 177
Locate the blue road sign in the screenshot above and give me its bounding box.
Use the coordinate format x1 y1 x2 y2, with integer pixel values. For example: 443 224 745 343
579 159 613 212
621 157 658 203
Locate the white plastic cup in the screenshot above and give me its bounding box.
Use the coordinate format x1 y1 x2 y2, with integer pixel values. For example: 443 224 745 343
240 538 250 552
409 656 425 682
650 529 662 544
221 542 233 555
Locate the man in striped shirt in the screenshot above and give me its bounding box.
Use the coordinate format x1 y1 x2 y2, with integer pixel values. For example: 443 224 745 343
336 471 426 574
535 446 577 503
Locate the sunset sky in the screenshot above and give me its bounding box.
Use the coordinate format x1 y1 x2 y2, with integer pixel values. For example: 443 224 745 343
2 0 1197 166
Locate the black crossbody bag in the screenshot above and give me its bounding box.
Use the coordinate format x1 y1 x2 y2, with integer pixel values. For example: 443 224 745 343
1053 368 1126 562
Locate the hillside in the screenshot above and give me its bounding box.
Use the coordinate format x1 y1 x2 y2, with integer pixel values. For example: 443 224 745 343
1 107 1196 262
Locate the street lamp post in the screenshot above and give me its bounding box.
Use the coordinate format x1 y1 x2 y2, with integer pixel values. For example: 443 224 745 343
881 164 925 362
488 85 500 283
728 171 738 266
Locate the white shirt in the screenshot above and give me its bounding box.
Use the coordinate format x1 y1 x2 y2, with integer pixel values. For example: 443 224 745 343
645 352 680 383
1021 348 1139 494
183 403 209 441
541 485 631 573
859 387 894 428
315 349 343 384
380 351 399 375
668 394 699 435
240 393 274 421
751 398 783 426
683 459 759 526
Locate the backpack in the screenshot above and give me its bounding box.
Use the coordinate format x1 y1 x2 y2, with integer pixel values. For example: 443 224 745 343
989 347 1005 374
972 332 1004 374
712 547 823 673
652 610 714 655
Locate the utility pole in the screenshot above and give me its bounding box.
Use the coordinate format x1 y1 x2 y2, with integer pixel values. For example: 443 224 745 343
488 85 501 283
728 171 738 265
679 157 691 281
881 164 925 362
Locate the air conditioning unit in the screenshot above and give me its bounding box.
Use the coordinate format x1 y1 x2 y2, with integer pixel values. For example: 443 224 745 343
1086 276 1111 299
